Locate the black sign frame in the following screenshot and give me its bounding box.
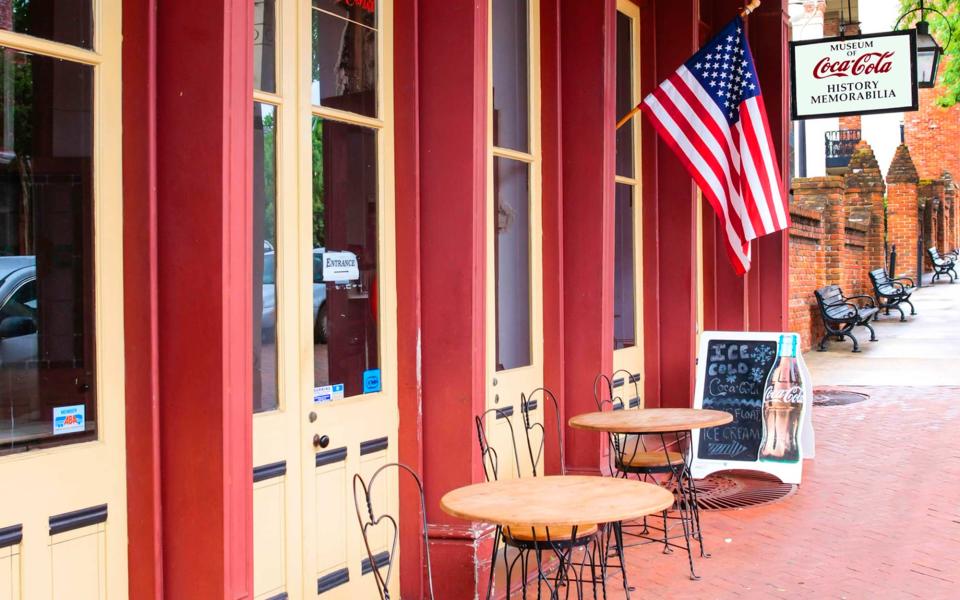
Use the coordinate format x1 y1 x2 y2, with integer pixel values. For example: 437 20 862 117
790 29 919 121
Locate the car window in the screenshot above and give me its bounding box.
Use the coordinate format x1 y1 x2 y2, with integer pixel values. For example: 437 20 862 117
1 278 36 320
313 252 324 284
263 252 276 285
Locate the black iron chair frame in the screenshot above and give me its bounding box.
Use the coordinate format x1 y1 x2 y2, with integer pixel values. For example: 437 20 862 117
477 404 610 600
813 287 878 353
352 463 435 600
868 269 916 322
593 373 707 581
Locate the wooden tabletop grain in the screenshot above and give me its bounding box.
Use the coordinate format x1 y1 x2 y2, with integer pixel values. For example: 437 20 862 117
440 475 675 528
568 408 733 433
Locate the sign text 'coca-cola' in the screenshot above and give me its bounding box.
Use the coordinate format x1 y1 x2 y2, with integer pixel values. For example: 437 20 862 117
791 30 918 120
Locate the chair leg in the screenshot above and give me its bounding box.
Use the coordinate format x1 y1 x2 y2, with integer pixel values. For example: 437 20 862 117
905 298 916 316
896 304 906 322
817 333 830 351
848 331 861 353
863 320 877 342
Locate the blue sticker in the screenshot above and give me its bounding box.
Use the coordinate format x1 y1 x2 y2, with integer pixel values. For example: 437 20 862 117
53 405 85 435
363 369 382 394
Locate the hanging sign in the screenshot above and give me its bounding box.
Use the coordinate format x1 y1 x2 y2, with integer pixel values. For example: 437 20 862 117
790 30 918 120
690 331 815 485
322 251 360 283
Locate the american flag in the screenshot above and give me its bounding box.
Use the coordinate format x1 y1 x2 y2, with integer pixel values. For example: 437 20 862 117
640 16 788 275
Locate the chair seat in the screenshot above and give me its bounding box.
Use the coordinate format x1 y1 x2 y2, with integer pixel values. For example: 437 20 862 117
504 523 598 542
618 444 684 468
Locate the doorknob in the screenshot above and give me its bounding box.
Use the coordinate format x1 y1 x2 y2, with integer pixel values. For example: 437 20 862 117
313 434 330 449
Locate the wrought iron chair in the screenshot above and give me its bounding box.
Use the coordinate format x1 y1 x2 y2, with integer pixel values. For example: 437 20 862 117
593 371 705 580
476 403 605 598
352 463 435 600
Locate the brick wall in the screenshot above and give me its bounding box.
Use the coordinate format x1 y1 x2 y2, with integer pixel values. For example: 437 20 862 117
918 180 944 269
886 145 921 280
903 62 960 182
788 202 825 352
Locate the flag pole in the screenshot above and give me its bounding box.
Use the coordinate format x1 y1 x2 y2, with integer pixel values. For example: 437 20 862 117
615 0 762 130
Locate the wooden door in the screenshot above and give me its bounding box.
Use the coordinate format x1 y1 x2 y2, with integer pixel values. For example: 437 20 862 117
0 3 128 598
251 0 399 598
485 0 544 477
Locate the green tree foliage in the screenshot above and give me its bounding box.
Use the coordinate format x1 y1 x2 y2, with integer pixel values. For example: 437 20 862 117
898 0 960 107
312 117 326 249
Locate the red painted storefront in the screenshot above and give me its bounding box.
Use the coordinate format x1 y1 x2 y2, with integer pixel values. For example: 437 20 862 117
118 0 790 598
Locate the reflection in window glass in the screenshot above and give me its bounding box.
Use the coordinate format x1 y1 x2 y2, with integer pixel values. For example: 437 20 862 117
615 11 634 178
0 49 95 455
613 184 636 349
253 102 278 413
491 0 528 152
0 0 92 49
312 2 377 117
312 117 379 398
494 157 531 371
254 0 277 93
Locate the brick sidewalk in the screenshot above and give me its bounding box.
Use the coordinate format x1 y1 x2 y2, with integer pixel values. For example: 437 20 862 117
609 386 960 600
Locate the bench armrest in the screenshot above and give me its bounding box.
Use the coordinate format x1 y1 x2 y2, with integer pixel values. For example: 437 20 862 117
893 276 915 287
845 294 877 308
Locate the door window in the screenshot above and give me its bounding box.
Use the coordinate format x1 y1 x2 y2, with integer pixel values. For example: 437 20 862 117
311 117 379 398
613 8 642 351
254 101 279 413
492 0 533 372
0 48 96 454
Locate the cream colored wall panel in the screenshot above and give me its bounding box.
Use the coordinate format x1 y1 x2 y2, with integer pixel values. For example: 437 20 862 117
50 526 105 600
253 479 286 599
314 459 348 576
0 547 18 600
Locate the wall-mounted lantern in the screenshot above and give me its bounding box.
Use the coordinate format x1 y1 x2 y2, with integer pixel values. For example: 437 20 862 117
896 0 951 89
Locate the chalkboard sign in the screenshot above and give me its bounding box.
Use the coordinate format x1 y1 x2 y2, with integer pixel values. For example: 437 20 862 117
691 331 815 485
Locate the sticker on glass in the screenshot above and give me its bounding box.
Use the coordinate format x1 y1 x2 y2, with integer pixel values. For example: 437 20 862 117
322 251 360 282
314 383 345 404
53 405 85 435
363 369 382 394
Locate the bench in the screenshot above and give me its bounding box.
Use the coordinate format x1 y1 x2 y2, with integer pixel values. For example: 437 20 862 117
868 269 916 322
927 247 957 284
814 285 879 352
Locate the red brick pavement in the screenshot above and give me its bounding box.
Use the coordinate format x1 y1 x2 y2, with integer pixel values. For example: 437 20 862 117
608 386 960 600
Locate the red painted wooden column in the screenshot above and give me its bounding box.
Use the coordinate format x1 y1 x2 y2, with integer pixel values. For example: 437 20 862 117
639 0 662 406
559 0 616 474
748 0 791 332
417 0 490 597
649 0 700 408
122 0 162 597
155 1 253 598
393 0 427 596
541 0 565 477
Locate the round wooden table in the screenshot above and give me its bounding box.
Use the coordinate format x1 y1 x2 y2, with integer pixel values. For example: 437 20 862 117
441 475 674 599
568 407 732 434
567 408 733 580
440 475 674 528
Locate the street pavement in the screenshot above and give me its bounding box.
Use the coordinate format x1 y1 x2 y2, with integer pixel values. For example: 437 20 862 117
608 277 960 599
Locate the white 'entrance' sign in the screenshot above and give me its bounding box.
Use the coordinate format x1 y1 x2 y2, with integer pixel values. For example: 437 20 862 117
791 30 918 120
322 251 360 282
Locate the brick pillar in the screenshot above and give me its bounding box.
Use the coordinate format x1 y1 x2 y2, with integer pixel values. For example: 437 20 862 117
918 180 943 269
945 172 958 250
821 178 846 287
845 141 886 290
886 145 921 280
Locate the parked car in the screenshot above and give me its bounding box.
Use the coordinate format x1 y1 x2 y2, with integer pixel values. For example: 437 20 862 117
261 248 328 343
0 256 39 422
